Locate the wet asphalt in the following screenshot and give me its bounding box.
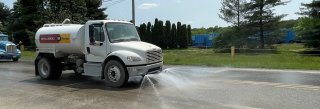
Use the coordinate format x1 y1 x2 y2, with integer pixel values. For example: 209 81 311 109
0 61 320 109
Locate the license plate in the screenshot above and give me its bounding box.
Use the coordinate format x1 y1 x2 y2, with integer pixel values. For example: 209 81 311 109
13 56 16 58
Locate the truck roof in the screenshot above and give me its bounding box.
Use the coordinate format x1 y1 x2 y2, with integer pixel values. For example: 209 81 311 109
87 20 133 24
43 20 133 27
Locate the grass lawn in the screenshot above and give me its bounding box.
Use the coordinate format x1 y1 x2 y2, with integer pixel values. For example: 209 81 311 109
20 44 320 70
20 51 36 61
164 44 320 70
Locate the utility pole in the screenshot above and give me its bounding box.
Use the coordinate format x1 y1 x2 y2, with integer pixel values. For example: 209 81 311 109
132 0 135 25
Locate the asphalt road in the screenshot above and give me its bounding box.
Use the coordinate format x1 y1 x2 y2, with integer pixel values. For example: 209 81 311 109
0 61 320 109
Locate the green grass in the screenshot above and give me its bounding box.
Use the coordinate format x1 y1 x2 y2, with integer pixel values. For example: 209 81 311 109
20 44 320 70
164 44 320 70
20 51 36 61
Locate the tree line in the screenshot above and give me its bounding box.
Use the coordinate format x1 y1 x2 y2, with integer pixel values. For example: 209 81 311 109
217 0 289 49
0 0 107 47
295 0 320 48
216 0 320 49
138 18 192 49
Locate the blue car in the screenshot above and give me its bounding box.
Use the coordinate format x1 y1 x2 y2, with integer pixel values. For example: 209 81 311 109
0 41 21 62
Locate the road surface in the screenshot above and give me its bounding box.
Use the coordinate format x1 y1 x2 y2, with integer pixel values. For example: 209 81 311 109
0 61 320 109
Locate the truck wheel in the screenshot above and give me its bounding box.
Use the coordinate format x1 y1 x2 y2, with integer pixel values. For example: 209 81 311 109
104 60 128 88
37 57 62 79
12 58 19 62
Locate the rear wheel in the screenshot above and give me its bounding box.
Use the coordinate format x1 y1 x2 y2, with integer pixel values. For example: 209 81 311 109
37 57 62 79
104 60 128 88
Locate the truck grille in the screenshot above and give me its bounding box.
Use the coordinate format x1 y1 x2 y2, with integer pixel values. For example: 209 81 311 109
6 45 16 53
146 50 162 63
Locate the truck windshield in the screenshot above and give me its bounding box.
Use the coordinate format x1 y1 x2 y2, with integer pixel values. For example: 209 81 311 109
106 23 140 43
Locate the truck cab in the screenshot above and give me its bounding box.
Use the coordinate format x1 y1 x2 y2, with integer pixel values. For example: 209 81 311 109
0 33 21 61
35 20 163 87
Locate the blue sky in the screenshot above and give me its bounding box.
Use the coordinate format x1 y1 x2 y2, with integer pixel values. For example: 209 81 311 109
3 0 313 28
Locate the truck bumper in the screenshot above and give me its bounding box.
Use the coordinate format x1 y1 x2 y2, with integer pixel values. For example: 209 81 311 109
126 62 163 77
0 53 20 59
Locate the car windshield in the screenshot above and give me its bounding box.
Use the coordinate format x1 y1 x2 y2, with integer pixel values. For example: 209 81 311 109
106 23 140 43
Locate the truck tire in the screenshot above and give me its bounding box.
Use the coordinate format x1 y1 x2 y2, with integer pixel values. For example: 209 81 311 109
104 60 128 88
37 57 62 80
12 58 19 62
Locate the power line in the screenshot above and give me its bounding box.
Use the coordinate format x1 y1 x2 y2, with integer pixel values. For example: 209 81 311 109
102 0 127 7
102 0 135 25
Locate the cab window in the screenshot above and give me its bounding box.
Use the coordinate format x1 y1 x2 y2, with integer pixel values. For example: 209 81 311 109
89 24 105 45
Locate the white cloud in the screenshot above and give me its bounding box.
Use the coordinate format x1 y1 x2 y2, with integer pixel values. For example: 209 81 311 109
138 3 160 10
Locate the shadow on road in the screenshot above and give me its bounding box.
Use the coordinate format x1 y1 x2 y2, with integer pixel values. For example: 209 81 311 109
21 73 144 91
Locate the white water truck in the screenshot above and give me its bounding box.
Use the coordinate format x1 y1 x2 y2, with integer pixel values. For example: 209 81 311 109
35 20 163 87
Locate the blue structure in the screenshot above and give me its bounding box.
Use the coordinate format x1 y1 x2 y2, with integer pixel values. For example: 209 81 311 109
0 33 21 61
283 30 296 43
192 33 218 48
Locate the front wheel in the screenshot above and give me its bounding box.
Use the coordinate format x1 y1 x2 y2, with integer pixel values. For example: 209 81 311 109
12 58 19 62
104 60 128 88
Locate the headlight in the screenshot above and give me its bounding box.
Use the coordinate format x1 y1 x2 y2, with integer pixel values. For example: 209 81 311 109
127 56 142 62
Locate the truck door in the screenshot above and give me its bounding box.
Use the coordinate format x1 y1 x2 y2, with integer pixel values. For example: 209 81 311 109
85 23 107 62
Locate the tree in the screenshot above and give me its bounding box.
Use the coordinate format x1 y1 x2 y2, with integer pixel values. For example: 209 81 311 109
176 22 182 48
0 2 11 32
164 20 171 48
187 25 192 45
219 0 247 29
152 18 159 45
7 0 44 46
60 0 87 23
85 0 107 20
245 0 288 48
146 22 152 43
138 19 190 49
41 0 87 24
180 24 188 48
157 20 164 48
170 23 177 48
296 0 320 48
139 23 147 41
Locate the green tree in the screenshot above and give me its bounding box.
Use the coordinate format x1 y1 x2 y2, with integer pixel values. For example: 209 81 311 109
60 0 87 23
180 24 188 48
296 0 320 48
146 22 152 43
176 22 182 48
138 23 147 41
170 23 177 48
187 25 192 45
0 2 11 33
42 0 87 23
8 0 44 46
152 18 159 45
219 0 247 29
157 20 164 48
85 0 107 20
164 20 171 48
245 0 288 48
